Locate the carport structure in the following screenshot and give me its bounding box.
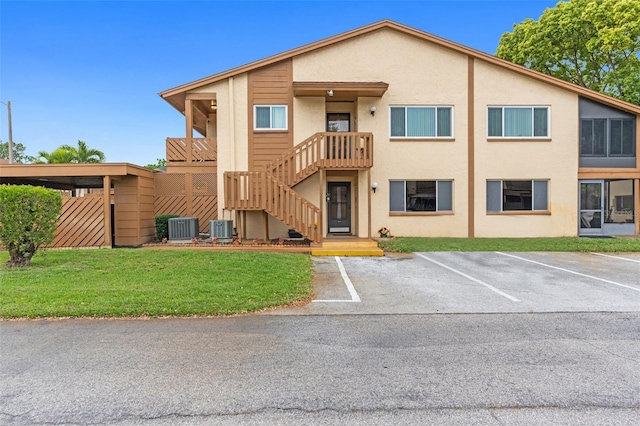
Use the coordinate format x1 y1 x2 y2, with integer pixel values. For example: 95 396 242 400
0 163 156 247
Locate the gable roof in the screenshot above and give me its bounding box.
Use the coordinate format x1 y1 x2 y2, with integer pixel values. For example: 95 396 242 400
159 19 640 115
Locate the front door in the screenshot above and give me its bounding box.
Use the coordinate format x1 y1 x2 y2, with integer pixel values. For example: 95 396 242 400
328 182 351 233
579 180 604 235
327 113 350 132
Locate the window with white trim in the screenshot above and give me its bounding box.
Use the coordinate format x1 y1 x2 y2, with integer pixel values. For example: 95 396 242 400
486 180 548 212
390 106 453 138
488 107 549 138
390 180 453 212
254 105 287 130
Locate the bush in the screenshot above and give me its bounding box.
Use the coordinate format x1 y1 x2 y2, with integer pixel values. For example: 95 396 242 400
155 214 180 240
0 185 62 267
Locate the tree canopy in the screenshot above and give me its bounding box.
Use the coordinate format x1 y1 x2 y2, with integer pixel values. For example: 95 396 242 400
35 140 106 164
0 140 34 164
144 158 166 170
496 0 640 105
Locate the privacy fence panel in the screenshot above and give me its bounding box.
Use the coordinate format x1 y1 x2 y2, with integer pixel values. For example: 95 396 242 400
51 196 105 248
154 172 218 233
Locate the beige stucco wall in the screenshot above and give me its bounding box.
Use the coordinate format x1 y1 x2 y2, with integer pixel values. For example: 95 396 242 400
293 97 325 144
473 60 579 237
192 74 250 219
294 28 470 237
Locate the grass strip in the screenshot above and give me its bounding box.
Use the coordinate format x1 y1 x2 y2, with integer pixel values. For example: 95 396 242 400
0 249 312 319
378 237 640 253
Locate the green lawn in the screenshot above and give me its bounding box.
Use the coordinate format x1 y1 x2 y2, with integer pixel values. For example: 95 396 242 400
378 237 640 253
0 249 313 319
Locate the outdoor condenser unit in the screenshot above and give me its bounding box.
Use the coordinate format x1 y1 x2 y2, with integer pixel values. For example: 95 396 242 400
168 217 199 240
210 220 233 239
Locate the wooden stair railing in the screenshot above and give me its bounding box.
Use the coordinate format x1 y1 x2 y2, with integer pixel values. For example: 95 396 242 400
224 132 372 241
224 172 320 241
266 132 373 187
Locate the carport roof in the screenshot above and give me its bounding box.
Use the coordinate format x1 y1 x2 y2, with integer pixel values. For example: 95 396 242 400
0 163 156 190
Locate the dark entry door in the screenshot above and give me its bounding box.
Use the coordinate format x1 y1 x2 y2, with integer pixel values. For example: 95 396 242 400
328 182 351 233
327 113 350 132
326 113 351 160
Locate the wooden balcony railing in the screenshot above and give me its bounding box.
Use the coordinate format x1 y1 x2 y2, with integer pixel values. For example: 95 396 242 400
266 132 373 187
166 137 217 162
224 171 321 241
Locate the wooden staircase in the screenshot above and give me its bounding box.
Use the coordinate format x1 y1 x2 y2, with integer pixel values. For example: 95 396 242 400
224 132 373 242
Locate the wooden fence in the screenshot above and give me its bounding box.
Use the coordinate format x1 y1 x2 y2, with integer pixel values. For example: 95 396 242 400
51 196 105 248
154 173 218 233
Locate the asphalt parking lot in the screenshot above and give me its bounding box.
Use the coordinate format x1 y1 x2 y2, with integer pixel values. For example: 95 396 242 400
270 252 640 315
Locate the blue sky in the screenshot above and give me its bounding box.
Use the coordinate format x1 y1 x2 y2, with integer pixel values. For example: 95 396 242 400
1 0 558 166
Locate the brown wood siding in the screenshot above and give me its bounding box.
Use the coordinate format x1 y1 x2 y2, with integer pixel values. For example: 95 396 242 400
51 196 105 248
154 172 218 233
248 59 293 171
139 175 156 243
114 176 140 246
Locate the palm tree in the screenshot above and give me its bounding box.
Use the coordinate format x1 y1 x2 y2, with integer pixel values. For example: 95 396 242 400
34 148 76 164
59 140 106 163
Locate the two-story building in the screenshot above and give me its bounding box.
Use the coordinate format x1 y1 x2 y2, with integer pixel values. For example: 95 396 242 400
160 20 639 241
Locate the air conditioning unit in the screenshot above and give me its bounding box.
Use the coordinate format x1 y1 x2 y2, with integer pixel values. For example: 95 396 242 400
168 217 199 240
210 220 233 239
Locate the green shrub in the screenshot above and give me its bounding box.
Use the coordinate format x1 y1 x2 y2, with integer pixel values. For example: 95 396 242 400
155 214 180 240
0 185 62 267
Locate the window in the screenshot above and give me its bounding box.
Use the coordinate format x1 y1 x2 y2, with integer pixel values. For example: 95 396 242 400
390 106 453 138
486 180 548 212
254 105 287 130
390 180 453 212
580 118 635 157
488 107 549 138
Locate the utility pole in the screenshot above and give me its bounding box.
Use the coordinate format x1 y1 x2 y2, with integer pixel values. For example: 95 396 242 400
1 100 13 163
7 101 13 164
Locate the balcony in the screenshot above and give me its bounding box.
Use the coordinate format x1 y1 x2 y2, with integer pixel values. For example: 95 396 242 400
166 137 217 163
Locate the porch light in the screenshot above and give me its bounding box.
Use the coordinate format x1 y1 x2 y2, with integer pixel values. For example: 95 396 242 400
370 106 376 116
210 100 217 111
372 182 378 193
327 90 333 97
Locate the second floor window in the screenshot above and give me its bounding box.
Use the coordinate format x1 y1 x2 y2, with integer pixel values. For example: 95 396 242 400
581 118 635 157
488 106 549 138
390 106 453 138
254 105 287 130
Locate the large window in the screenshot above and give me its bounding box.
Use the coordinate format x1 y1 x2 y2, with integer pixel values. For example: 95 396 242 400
486 180 548 212
581 118 635 157
254 105 287 130
390 106 453 138
390 180 453 212
488 107 549 138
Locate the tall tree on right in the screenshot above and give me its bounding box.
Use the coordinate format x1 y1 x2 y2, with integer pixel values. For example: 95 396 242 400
496 0 640 105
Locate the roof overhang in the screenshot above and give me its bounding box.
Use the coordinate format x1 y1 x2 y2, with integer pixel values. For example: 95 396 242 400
292 81 389 100
0 163 156 190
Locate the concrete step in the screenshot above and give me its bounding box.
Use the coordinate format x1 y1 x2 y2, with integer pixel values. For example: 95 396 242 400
311 247 384 257
321 240 379 248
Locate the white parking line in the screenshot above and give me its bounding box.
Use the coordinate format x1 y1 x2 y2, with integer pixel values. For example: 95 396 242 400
415 253 520 302
497 252 640 293
312 256 361 303
591 252 640 264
